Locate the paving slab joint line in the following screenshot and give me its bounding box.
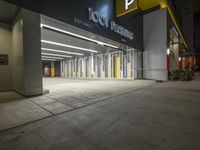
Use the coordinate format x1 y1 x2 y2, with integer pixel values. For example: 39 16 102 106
28 99 55 115
42 96 76 109
0 115 53 133
30 83 158 118
0 82 157 134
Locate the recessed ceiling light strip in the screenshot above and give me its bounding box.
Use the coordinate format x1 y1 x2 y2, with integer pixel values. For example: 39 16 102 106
41 24 118 49
42 56 64 60
41 40 98 53
42 52 72 58
42 58 56 61
42 48 84 56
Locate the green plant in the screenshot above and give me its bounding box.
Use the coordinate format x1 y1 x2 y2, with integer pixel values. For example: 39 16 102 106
169 69 193 81
184 66 193 80
169 70 179 80
170 50 175 57
179 70 186 80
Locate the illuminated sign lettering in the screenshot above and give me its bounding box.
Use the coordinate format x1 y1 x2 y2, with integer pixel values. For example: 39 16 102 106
111 21 134 40
116 0 138 17
88 8 109 28
125 0 135 10
88 7 134 40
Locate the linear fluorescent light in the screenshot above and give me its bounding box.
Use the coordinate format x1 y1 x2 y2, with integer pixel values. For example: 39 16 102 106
42 56 64 60
42 48 84 56
41 40 98 53
42 53 72 58
41 24 118 49
42 58 56 61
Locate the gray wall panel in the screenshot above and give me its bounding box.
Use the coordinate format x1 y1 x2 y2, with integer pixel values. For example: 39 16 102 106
0 23 13 91
143 9 168 81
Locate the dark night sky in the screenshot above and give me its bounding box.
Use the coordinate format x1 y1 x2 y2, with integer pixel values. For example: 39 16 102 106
193 0 200 26
193 0 200 12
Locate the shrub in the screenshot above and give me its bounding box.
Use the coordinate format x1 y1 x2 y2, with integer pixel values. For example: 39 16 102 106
169 69 193 81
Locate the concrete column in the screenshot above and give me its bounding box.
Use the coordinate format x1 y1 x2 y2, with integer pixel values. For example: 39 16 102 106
12 9 42 96
127 52 132 79
91 55 94 78
78 59 81 78
68 61 71 78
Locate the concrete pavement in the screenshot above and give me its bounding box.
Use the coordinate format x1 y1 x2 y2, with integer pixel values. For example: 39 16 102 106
0 79 200 150
0 79 155 131
0 91 52 131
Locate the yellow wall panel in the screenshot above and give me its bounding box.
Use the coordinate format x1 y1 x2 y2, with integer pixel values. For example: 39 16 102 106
116 0 139 17
114 56 117 78
139 0 164 10
51 68 55 77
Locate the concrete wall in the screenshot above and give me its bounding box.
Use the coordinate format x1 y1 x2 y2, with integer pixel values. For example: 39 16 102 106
0 23 13 91
143 9 168 81
12 11 24 94
9 9 42 96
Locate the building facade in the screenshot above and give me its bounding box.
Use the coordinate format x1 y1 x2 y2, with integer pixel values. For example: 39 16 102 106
0 0 189 96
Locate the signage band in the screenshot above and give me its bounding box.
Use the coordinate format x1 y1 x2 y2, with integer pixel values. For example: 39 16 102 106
88 7 134 40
